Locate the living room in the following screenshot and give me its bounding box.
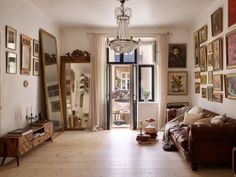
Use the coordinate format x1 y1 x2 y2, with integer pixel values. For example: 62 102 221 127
0 0 236 176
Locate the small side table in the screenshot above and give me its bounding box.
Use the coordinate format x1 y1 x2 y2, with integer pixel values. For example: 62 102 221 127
233 147 236 176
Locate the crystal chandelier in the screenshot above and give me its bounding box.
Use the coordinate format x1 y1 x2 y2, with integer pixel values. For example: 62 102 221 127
107 0 139 54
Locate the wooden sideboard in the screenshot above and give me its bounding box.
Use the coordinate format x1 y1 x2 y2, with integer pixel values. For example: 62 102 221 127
0 122 53 166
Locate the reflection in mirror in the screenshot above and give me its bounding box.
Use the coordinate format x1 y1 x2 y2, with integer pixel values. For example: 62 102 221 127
40 29 64 132
138 65 154 102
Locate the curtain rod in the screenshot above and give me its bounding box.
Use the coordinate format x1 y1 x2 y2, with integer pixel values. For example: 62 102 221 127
86 32 172 36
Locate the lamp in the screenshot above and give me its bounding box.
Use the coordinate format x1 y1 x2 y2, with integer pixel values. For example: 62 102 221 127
107 0 140 54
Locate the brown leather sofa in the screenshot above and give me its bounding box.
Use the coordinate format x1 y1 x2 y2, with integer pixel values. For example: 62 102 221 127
167 108 236 171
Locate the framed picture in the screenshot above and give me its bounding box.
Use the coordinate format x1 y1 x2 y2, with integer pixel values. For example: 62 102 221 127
229 0 236 27
208 71 213 84
168 71 188 95
6 52 17 74
193 32 200 68
200 75 207 84
5 26 17 50
211 8 223 37
213 93 223 103
48 84 59 97
207 86 213 101
168 43 186 68
213 74 223 91
207 42 213 66
33 39 39 58
51 100 61 112
33 58 39 76
226 29 236 69
201 88 207 98
199 25 208 44
200 46 207 72
195 82 200 94
194 71 200 79
212 38 223 71
20 34 32 75
224 73 236 99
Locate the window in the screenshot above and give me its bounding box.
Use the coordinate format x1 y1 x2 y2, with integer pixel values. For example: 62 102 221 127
120 72 130 90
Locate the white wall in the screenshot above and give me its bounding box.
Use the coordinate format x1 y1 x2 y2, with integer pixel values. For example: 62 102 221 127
190 0 236 118
0 0 60 135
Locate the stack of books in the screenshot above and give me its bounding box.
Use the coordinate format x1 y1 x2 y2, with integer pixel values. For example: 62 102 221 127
144 125 157 140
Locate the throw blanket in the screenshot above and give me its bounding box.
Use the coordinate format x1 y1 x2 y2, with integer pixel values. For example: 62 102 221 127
162 106 191 151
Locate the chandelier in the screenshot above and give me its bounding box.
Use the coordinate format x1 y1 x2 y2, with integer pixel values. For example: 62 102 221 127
107 0 140 54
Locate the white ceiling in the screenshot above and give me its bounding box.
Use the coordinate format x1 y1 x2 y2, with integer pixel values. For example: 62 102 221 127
26 0 216 28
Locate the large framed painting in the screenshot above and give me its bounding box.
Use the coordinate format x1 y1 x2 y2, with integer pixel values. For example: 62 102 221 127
200 45 207 72
213 93 223 103
229 0 236 27
168 43 186 68
213 74 223 91
207 42 213 66
5 26 17 50
225 73 236 99
211 8 223 37
226 29 236 69
193 32 200 68
195 82 200 94
199 25 208 44
212 37 223 71
207 86 213 101
6 52 17 74
20 34 32 75
168 71 188 95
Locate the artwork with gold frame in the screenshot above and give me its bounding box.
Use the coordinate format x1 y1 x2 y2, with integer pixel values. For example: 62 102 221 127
228 0 236 27
212 38 223 71
224 73 236 99
6 26 17 50
195 82 200 94
193 32 200 68
226 29 236 69
207 42 213 66
200 45 207 72
194 71 200 79
208 71 213 84
213 93 223 103
213 74 223 91
201 88 207 98
168 71 188 95
211 8 223 37
20 34 32 75
200 74 207 84
199 25 208 44
207 86 213 101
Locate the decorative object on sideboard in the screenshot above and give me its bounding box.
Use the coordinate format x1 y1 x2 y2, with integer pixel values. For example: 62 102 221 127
20 34 32 75
168 43 187 68
26 113 38 127
224 73 236 100
6 52 17 74
211 7 223 37
212 37 223 71
226 29 236 69
228 0 236 27
5 26 17 50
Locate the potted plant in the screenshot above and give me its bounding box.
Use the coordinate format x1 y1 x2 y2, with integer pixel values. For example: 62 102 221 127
143 91 150 102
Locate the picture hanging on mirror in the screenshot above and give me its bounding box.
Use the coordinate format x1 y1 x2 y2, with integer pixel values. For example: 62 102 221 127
33 58 39 76
20 34 32 75
168 43 186 68
6 26 17 50
211 8 223 37
6 52 17 74
33 39 40 58
168 71 188 95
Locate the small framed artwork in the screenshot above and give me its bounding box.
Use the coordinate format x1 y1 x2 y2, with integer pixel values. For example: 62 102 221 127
201 88 207 98
20 34 32 75
211 8 223 37
213 74 223 91
195 82 200 94
207 42 213 67
224 73 236 99
226 29 236 69
200 75 207 84
200 45 207 72
199 25 208 44
168 43 186 68
208 71 213 84
6 52 17 74
51 100 61 112
33 39 39 58
207 86 213 101
5 26 17 50
194 71 200 79
193 32 200 68
213 93 223 103
228 0 236 27
168 71 188 95
33 58 39 76
212 38 223 71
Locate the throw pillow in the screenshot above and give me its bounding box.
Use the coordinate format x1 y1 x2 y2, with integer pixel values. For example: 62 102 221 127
188 106 202 114
194 117 211 125
210 114 226 124
183 112 202 125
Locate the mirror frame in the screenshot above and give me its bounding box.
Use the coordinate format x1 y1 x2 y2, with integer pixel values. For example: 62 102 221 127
39 29 64 132
138 65 154 102
60 49 90 130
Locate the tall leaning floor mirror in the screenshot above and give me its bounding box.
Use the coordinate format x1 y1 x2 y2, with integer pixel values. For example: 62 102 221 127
40 29 64 134
60 50 90 130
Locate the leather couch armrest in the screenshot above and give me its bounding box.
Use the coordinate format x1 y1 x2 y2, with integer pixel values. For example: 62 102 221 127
166 108 178 123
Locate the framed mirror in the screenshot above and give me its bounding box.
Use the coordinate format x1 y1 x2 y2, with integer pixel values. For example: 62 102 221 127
60 50 90 130
40 29 64 133
138 65 154 102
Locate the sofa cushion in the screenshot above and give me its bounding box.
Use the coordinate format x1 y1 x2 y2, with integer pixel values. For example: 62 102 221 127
188 106 202 114
169 126 189 150
183 113 202 125
194 117 211 125
210 114 226 124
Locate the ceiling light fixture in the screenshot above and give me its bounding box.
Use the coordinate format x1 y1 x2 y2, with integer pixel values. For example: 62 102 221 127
107 0 140 54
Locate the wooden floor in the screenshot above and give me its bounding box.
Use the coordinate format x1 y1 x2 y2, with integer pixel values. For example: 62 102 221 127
0 129 233 177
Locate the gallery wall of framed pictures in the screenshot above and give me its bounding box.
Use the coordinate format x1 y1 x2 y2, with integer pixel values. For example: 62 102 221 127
193 0 236 103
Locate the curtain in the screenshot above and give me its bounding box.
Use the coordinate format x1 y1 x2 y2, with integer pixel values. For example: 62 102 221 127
156 34 169 130
88 34 106 130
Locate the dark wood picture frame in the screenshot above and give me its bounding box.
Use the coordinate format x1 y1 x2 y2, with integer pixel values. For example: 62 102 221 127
20 34 32 75
226 29 236 69
224 73 236 99
211 8 223 37
5 26 17 50
212 37 223 71
168 43 187 68
228 0 236 27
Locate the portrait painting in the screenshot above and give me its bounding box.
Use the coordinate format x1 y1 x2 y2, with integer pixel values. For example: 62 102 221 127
201 88 207 98
200 46 207 72
21 34 32 75
213 74 223 91
6 26 17 50
168 44 187 68
195 82 200 94
207 86 213 101
194 32 200 68
211 8 223 37
6 52 17 74
225 73 236 99
199 25 208 44
226 29 236 69
213 93 223 103
228 0 236 27
168 71 188 95
212 38 223 71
